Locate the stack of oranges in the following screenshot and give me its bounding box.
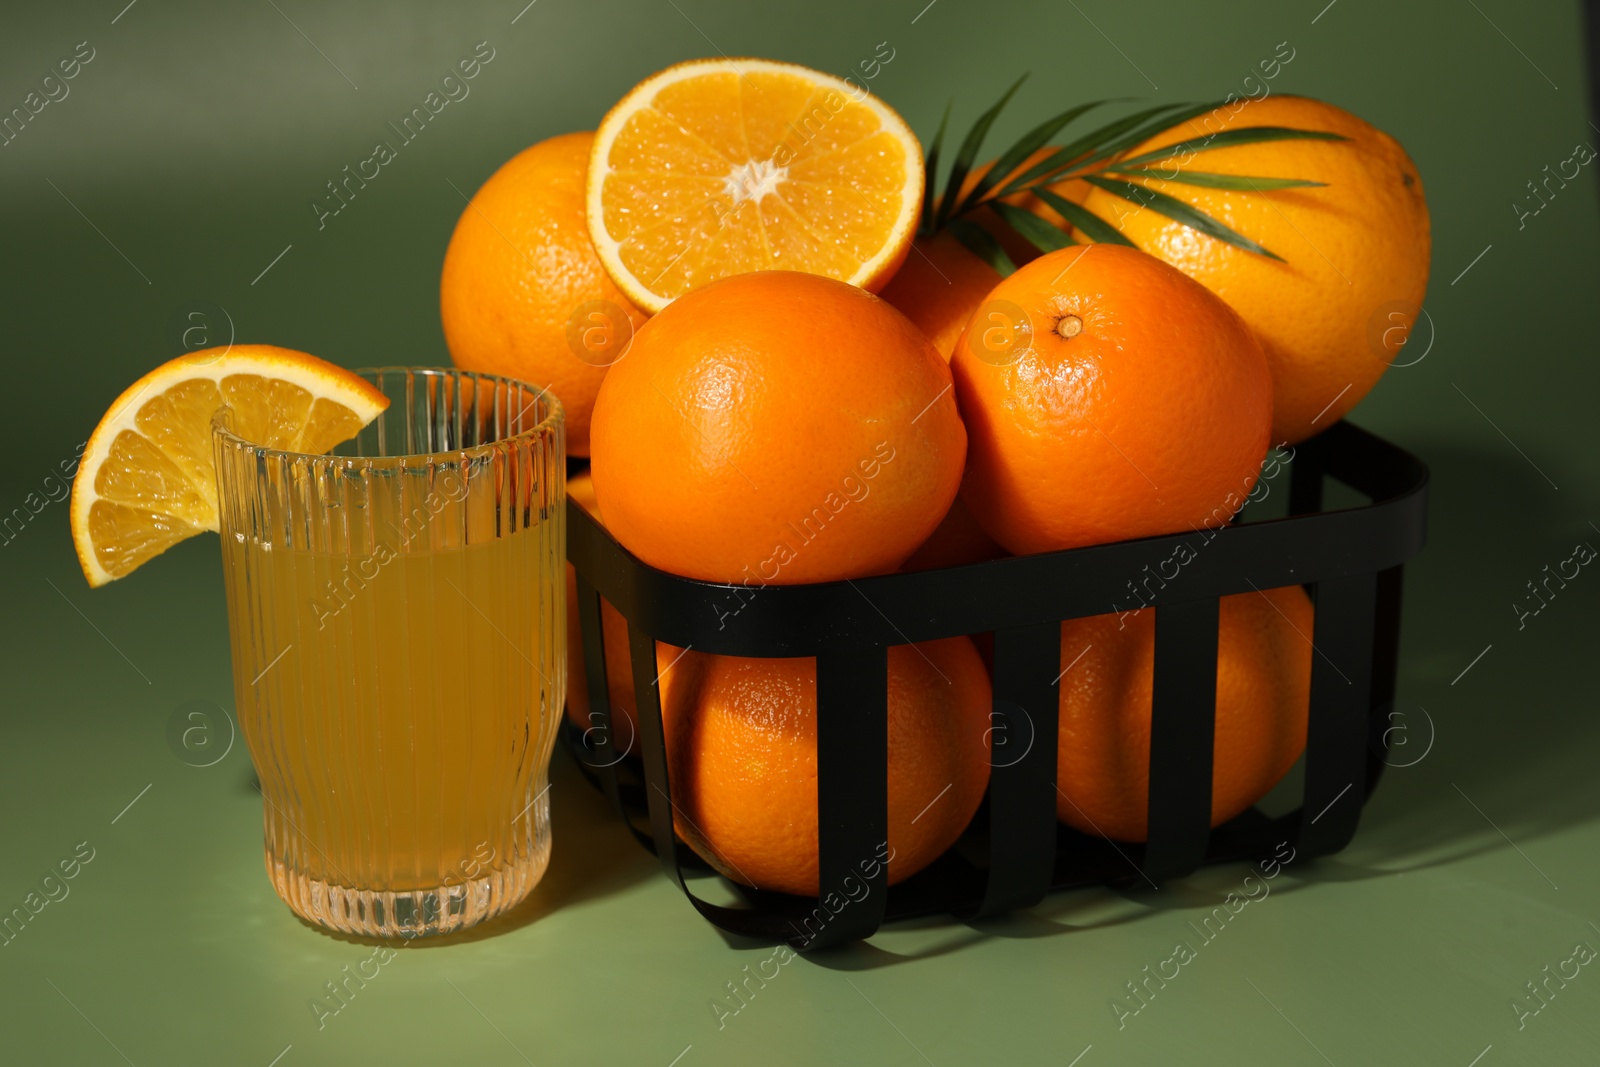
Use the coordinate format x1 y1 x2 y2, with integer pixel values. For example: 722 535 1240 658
440 58 1431 895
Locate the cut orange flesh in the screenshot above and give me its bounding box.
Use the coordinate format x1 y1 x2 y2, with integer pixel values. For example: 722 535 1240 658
587 58 924 313
70 345 389 587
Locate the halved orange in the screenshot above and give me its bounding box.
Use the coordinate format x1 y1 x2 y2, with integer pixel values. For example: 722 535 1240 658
70 345 389 587
586 58 923 313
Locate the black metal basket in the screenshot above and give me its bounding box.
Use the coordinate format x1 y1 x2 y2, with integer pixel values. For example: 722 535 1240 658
565 420 1428 950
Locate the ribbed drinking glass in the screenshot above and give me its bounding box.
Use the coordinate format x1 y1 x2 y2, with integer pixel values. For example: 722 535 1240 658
213 368 564 938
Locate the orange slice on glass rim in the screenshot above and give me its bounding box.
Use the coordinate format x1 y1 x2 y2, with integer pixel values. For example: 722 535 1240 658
70 345 389 587
586 57 924 313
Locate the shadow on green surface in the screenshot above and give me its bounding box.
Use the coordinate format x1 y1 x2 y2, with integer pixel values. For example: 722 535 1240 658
1342 437 1600 870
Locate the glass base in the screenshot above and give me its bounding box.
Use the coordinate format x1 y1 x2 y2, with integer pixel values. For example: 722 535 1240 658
264 820 550 939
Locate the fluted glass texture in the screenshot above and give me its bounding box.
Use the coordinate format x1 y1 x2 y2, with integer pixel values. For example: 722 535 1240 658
213 368 564 938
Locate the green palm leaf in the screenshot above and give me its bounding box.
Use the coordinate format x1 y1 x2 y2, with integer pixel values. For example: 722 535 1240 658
1115 127 1346 169
1110 168 1325 191
921 100 953 234
954 100 1113 217
990 201 1076 255
1047 100 1227 181
1032 188 1134 247
946 218 1017 276
989 103 1192 200
1081 175 1282 259
920 84 1331 270
934 74 1029 230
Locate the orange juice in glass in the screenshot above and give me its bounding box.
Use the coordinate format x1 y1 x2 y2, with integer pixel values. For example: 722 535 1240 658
213 368 564 937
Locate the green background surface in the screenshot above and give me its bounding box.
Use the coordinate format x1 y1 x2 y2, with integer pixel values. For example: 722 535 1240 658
2 0 1598 1064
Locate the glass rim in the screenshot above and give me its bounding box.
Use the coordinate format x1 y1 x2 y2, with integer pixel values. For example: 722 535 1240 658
210 365 564 466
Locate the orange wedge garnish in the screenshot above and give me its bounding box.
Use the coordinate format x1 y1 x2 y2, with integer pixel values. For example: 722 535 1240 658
70 345 388 587
586 58 924 313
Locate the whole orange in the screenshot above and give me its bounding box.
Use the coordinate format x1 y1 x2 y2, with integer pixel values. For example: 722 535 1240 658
661 638 992 896
1057 585 1313 841
951 243 1272 556
589 270 967 584
440 132 648 456
1077 96 1431 443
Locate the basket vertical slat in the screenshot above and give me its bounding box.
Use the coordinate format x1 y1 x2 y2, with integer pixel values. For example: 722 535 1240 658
571 578 657 853
1297 572 1377 856
809 647 890 948
573 575 628 813
974 623 1062 917
1364 564 1407 792
629 622 684 882
1142 597 1221 881
1289 436 1325 515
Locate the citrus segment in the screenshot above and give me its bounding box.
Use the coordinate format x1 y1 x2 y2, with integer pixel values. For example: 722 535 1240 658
587 59 924 312
71 345 389 587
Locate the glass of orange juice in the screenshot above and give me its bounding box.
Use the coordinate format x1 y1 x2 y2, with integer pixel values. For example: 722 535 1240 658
212 367 564 938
